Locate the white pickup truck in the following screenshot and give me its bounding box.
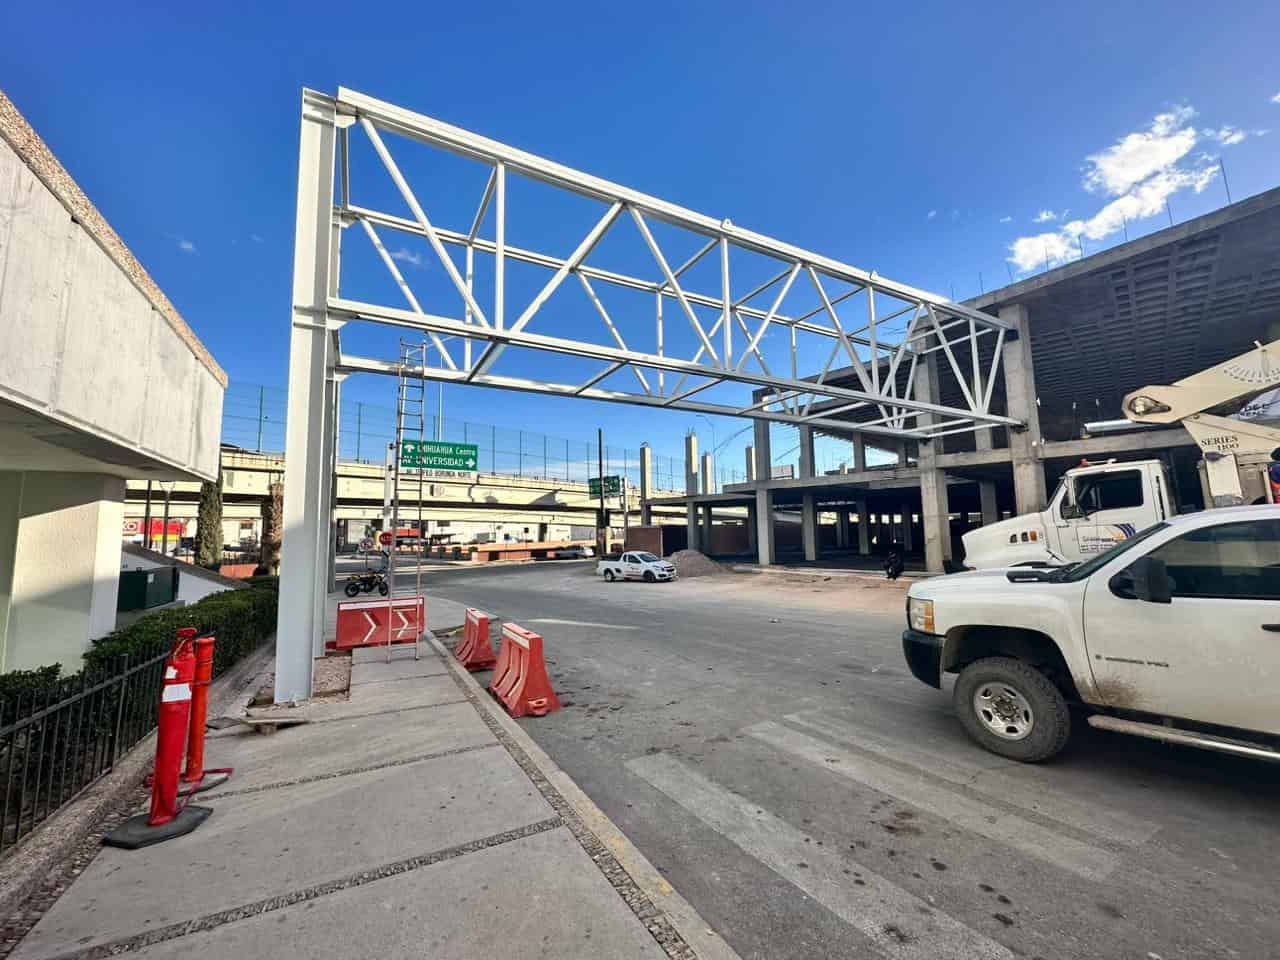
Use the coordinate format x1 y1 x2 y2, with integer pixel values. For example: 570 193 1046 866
597 551 678 583
903 505 1280 763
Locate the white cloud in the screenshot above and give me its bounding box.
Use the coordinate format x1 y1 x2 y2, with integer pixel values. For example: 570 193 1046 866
1083 105 1197 196
999 215 1012 223
1203 125 1247 146
176 238 197 254
390 247 425 268
250 233 264 243
1007 104 1231 273
926 209 937 220
1272 91 1280 104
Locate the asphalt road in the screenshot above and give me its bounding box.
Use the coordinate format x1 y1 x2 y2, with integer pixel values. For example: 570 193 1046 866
422 561 1280 960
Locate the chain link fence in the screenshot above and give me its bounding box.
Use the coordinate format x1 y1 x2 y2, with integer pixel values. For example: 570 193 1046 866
218 382 751 494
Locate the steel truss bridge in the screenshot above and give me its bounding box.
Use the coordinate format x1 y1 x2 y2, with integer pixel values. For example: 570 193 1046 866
276 87 1024 701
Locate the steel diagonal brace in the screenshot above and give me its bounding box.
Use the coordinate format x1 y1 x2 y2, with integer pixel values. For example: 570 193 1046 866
356 219 458 370
359 117 490 329
630 208 720 366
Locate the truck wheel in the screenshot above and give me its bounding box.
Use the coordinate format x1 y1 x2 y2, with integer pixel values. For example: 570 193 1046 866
643 571 656 583
604 569 616 582
953 657 1071 763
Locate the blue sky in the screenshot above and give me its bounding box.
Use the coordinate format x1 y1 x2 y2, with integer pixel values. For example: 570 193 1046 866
5 1 1278 478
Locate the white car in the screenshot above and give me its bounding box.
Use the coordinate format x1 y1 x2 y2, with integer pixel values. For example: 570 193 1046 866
597 551 677 583
903 505 1280 763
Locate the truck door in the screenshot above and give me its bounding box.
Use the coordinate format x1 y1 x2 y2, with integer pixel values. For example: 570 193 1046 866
1083 517 1280 733
1071 468 1151 558
621 552 642 579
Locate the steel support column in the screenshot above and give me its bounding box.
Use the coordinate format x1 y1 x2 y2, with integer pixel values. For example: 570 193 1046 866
276 90 338 704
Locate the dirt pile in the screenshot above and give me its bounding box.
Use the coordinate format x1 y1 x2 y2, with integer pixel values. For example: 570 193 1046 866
668 549 726 578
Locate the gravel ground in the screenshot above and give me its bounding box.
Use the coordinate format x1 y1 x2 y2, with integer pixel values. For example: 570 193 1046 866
667 550 726 578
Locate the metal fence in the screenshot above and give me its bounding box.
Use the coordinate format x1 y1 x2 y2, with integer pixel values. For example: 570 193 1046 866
220 381 749 494
0 642 171 857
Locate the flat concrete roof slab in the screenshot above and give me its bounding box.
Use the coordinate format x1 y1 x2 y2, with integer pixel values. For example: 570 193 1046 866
201 700 495 795
12 749 553 960
86 827 665 960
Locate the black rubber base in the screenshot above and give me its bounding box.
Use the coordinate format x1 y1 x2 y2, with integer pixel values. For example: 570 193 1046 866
103 805 212 850
177 771 231 796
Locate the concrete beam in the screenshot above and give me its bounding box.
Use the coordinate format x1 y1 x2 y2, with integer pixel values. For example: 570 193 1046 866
1041 428 1193 459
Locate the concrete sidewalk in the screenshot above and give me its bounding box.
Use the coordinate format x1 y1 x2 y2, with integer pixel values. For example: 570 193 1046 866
11 596 732 960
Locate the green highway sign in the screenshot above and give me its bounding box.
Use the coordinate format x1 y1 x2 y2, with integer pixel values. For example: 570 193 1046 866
588 475 623 497
400 440 479 477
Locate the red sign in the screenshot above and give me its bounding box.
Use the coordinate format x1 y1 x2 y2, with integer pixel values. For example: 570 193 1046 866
379 531 394 546
334 596 424 650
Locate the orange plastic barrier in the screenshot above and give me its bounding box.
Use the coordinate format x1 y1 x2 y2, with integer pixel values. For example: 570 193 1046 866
454 608 497 671
488 623 561 718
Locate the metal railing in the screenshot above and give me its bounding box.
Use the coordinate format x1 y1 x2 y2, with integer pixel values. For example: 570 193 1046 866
0 642 170 857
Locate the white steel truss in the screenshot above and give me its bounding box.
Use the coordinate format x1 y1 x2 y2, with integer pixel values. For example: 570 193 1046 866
274 87 1023 702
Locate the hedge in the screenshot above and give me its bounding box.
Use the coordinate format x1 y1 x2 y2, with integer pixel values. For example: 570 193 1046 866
1 578 278 698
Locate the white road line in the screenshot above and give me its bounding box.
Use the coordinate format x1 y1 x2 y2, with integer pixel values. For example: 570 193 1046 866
746 721 1120 881
626 753 1014 960
786 712 1159 847
525 618 639 630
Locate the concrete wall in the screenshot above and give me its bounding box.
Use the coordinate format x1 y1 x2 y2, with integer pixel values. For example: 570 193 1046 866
0 93 224 482
0 472 124 672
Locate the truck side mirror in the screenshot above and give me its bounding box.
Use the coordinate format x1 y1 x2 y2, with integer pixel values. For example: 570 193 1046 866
1061 502 1087 520
1120 556 1172 604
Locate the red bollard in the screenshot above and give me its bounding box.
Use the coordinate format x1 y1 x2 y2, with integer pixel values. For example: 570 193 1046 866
104 629 213 849
180 633 232 794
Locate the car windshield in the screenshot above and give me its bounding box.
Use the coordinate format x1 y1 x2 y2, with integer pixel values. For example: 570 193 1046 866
1058 521 1169 582
636 552 659 562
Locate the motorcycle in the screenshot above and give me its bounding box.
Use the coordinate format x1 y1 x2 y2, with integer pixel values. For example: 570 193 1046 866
343 571 389 597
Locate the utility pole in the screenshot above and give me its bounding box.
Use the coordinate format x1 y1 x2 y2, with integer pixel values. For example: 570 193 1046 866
596 428 607 557
256 385 265 452
142 480 153 551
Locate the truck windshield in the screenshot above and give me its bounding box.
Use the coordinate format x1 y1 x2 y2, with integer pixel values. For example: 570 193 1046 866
1059 522 1169 582
636 552 659 563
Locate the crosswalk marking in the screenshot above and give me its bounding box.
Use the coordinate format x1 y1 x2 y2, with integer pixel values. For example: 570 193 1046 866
785 712 1160 847
627 753 1015 960
747 721 1120 881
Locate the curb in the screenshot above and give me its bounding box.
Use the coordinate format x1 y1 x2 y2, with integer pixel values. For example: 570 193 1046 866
425 627 742 960
0 640 274 930
728 563 928 582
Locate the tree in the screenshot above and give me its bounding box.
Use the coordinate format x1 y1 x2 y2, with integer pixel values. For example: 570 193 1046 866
258 480 283 576
194 469 224 569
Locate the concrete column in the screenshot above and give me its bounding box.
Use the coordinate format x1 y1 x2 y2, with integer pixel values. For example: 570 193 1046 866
835 509 849 548
914 350 953 573
753 416 772 482
979 480 999 525
747 502 758 552
754 487 775 565
685 432 699 551
852 434 867 471
701 453 713 496
799 426 816 478
744 446 756 483
801 494 818 562
855 497 870 554
0 473 126 673
902 507 914 552
1000 303 1047 514
702 504 714 550
639 444 653 525
897 445 909 468
920 470 951 572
